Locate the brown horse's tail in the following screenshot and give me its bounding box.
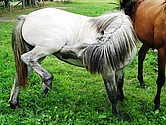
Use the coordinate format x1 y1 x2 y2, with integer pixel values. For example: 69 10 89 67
12 15 28 89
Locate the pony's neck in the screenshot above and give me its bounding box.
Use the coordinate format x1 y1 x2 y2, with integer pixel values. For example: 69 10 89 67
98 13 124 43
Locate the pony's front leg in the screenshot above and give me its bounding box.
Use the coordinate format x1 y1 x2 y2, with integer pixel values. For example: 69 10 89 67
116 70 125 101
101 69 120 118
9 74 20 109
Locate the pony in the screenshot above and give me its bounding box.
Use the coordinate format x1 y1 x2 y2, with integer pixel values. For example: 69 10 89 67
120 0 166 110
9 7 137 117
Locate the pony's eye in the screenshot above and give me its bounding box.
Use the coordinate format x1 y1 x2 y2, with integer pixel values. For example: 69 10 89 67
101 30 104 35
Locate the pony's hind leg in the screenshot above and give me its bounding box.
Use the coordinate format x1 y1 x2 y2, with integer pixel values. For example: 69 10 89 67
21 46 53 94
116 70 125 101
9 74 20 109
9 66 32 108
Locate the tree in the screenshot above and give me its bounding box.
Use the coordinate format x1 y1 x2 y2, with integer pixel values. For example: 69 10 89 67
4 0 9 7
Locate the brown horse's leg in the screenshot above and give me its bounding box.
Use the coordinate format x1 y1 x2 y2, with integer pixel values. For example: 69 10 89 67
154 47 165 110
116 70 125 101
138 43 150 88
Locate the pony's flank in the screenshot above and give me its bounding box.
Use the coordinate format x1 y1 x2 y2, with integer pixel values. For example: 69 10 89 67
83 12 137 74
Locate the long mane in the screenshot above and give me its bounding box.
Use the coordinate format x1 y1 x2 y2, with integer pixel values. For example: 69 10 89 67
83 11 137 74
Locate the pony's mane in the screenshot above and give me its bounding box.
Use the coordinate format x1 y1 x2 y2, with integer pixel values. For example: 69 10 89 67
90 11 120 33
83 11 137 74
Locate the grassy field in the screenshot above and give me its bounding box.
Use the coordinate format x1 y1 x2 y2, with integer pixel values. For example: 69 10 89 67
0 0 166 124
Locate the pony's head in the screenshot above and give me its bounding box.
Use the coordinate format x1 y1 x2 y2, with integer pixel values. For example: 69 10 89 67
119 0 136 17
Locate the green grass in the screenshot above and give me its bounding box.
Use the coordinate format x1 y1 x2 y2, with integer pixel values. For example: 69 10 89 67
0 0 166 124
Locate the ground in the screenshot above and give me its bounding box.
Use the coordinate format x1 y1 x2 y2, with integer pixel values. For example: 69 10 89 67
0 17 15 22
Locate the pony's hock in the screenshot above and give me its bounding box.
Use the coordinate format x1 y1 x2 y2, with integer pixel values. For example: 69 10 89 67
9 7 138 117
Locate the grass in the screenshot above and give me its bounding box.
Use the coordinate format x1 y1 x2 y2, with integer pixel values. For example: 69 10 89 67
0 0 166 124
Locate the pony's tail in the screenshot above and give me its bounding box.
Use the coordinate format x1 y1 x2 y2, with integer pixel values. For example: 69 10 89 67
119 0 135 17
12 15 28 89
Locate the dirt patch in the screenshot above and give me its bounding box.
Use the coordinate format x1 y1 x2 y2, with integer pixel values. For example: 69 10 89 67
0 17 16 22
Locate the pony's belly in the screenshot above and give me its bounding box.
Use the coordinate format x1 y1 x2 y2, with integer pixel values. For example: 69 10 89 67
55 54 84 67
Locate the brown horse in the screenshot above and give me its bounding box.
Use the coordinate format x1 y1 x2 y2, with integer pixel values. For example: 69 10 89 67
120 0 166 110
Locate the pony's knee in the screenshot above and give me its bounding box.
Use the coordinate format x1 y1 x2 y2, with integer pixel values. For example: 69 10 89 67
21 53 38 67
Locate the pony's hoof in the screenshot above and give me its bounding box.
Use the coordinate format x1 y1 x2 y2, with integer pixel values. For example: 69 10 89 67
42 82 52 90
117 95 126 101
43 88 49 94
154 101 160 111
9 101 20 109
140 85 146 89
119 97 127 102
42 83 50 94
114 112 121 119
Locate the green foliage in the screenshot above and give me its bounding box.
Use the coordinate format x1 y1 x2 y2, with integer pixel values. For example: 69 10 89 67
0 0 166 124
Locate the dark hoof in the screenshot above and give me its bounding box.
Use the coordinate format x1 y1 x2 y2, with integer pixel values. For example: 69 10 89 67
154 103 160 111
140 84 146 89
154 104 160 114
117 96 126 101
116 114 121 120
42 83 51 94
113 112 121 119
42 82 52 90
9 101 20 109
43 88 49 95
